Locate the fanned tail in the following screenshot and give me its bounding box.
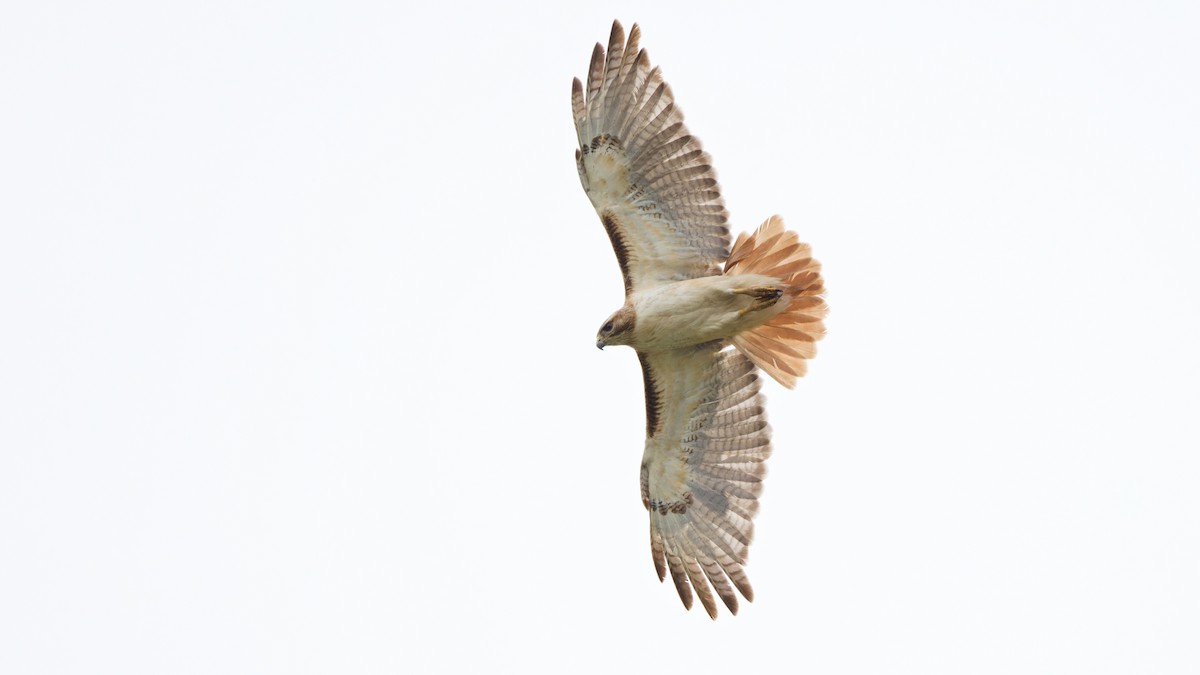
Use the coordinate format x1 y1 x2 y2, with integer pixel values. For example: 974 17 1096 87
725 215 827 388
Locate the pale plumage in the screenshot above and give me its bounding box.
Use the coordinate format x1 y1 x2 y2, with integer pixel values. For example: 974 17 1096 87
574 20 827 618
639 345 767 617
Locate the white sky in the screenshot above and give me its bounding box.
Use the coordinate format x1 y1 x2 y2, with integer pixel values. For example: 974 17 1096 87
3 1 1199 673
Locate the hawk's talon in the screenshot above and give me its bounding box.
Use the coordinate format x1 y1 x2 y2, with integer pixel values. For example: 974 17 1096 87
733 285 785 316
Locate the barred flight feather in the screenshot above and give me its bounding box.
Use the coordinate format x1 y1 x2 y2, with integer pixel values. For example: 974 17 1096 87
638 344 771 618
574 20 730 293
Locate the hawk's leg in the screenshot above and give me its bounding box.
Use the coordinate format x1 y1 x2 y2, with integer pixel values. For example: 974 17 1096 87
732 286 784 317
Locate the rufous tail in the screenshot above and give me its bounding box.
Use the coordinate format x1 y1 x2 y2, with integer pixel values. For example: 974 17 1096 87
724 215 827 388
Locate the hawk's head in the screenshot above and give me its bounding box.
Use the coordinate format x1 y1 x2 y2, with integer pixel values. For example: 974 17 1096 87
596 306 636 350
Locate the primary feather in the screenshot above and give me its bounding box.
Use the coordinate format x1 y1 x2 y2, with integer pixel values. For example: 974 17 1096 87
640 345 769 617
574 21 729 295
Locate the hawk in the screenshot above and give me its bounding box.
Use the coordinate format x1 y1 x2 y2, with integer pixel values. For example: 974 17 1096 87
573 20 827 618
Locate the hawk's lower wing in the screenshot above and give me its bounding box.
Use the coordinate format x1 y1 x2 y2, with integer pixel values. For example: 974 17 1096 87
637 344 771 618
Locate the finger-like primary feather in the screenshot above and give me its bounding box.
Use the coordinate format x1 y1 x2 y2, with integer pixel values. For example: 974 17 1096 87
638 345 771 618
573 20 729 295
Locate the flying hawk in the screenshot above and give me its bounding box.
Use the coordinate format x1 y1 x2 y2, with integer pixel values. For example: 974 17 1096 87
573 21 827 618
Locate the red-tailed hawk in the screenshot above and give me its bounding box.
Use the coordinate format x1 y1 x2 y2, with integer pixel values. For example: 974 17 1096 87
573 21 827 618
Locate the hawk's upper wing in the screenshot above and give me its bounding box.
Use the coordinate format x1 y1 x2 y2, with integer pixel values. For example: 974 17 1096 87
637 343 771 618
573 21 730 294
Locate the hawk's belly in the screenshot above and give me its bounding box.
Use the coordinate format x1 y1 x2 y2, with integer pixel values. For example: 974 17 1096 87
630 274 783 352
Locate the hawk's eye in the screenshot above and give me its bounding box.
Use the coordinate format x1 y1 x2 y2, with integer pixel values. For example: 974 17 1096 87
603 321 614 333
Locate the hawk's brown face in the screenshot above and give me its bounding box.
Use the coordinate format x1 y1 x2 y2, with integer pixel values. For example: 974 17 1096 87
596 306 636 350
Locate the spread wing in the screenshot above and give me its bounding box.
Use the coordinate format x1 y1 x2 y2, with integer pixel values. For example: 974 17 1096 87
638 343 771 618
572 20 730 294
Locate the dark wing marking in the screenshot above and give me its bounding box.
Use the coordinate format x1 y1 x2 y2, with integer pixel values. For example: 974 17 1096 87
638 343 771 618
572 21 730 294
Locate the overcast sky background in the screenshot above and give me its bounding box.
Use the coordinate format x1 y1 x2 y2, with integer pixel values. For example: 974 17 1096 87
3 1 1199 673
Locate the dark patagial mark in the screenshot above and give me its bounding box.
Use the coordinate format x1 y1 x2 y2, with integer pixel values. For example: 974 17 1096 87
637 351 663 438
640 462 650 510
601 211 633 295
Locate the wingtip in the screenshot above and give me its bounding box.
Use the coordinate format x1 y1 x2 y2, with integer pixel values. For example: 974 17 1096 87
610 19 624 43
589 42 604 85
678 591 693 611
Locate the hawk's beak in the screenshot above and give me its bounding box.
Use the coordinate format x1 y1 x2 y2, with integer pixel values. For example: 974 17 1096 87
596 339 606 350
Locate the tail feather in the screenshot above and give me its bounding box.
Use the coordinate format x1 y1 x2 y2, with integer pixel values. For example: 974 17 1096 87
726 215 827 388
748 244 808 277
